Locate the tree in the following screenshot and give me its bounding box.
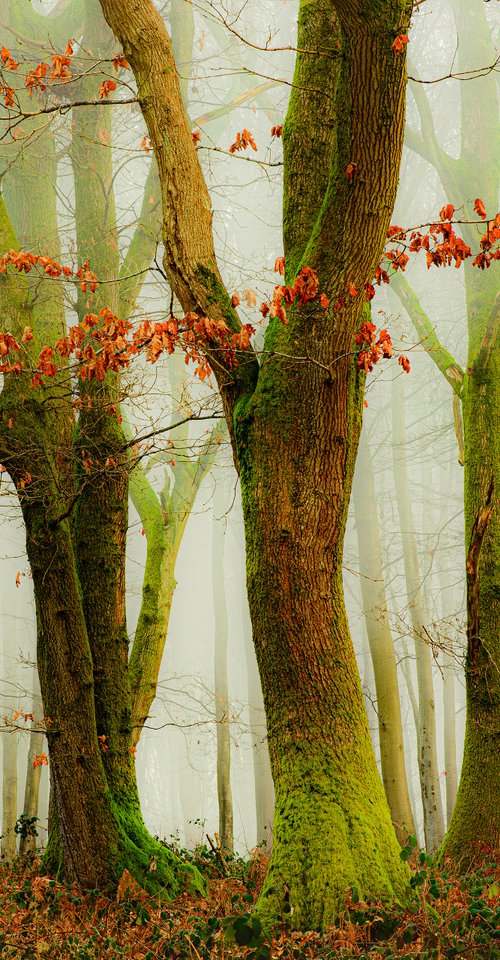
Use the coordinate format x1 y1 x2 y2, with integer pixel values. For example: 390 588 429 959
392 0 499 866
97 0 413 928
352 431 416 845
0 0 205 894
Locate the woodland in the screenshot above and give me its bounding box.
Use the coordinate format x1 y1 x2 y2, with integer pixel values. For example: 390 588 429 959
0 0 498 957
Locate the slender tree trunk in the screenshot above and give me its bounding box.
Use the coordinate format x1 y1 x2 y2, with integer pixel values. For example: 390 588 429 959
212 479 234 854
392 374 445 851
1 731 17 862
353 432 416 843
243 599 274 851
438 572 459 827
19 667 45 855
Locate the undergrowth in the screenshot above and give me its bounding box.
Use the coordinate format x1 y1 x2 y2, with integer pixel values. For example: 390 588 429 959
0 838 498 959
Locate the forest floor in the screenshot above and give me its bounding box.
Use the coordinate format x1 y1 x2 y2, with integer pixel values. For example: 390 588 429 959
0 839 498 959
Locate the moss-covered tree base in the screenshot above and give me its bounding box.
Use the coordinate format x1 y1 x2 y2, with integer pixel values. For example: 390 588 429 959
255 750 410 931
44 798 205 898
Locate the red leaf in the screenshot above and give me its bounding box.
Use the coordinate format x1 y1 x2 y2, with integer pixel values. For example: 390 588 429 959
439 203 455 222
392 34 409 55
473 198 487 221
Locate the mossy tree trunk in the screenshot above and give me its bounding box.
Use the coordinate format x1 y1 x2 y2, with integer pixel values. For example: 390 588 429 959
0 0 204 896
397 0 499 866
99 0 412 927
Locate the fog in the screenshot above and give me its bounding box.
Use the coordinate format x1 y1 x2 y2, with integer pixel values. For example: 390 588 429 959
0 0 497 859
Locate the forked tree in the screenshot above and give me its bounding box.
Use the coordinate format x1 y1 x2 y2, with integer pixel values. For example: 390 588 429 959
97 0 413 927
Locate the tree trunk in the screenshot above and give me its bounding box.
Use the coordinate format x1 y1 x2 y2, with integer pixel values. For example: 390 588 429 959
212 479 234 854
438 284 499 864
401 0 499 866
243 605 274 851
391 374 445 852
353 432 416 843
98 0 412 928
19 667 45 855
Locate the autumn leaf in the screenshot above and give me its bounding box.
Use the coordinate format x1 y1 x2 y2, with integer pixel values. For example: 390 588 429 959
439 203 455 222
33 753 49 768
229 129 257 153
231 292 241 307
243 289 257 307
99 79 117 100
271 124 283 138
113 52 130 71
474 198 487 221
191 129 202 144
347 283 358 298
398 355 411 373
392 34 409 55
15 571 21 588
345 162 358 180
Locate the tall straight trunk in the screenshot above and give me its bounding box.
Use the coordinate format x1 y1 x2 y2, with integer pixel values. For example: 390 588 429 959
442 647 458 827
353 432 415 843
392 374 445 851
19 666 45 855
212 479 234 854
440 280 499 863
243 599 274 851
438 572 459 827
1 731 17 862
1 575 18 861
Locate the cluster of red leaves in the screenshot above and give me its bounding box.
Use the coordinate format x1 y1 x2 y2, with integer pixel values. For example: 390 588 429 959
259 265 322 323
99 79 117 99
32 752 49 768
270 124 283 138
0 248 96 289
392 33 409 55
229 128 257 153
382 200 500 279
0 41 128 107
355 320 410 374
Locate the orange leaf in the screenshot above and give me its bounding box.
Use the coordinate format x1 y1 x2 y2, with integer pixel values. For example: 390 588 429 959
439 203 455 222
392 34 409 55
473 198 487 220
15 571 21 588
398 354 411 373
